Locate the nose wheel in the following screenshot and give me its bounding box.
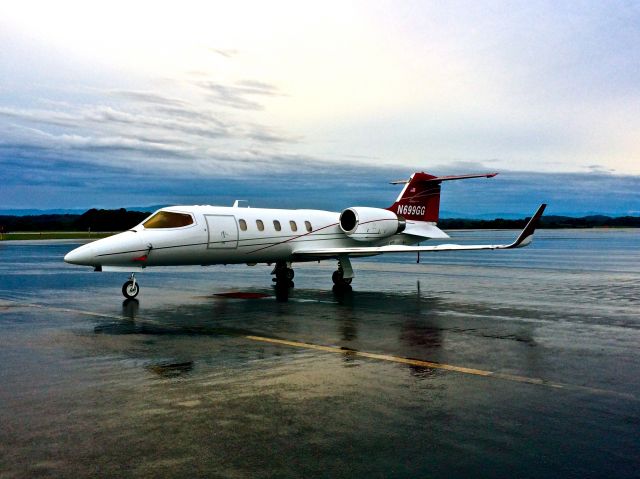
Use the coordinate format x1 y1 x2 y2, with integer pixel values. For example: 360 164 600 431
122 273 139 299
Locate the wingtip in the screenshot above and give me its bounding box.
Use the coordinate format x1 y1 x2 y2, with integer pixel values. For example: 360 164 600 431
532 203 546 218
507 203 547 248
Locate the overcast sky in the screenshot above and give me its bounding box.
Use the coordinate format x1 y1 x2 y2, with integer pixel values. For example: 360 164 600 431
1 1 638 215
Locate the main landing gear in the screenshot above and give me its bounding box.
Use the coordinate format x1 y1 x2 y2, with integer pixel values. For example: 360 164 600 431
271 257 355 292
332 257 353 291
122 272 139 299
271 261 295 288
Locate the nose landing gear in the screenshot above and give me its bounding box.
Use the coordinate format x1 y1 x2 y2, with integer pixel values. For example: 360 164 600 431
122 273 139 299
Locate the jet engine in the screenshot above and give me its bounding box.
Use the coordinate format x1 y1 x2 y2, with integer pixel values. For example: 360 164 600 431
339 207 406 241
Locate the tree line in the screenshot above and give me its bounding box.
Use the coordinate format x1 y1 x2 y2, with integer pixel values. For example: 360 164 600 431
0 209 151 232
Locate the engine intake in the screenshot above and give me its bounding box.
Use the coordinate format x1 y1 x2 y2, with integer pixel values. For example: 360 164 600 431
339 207 406 242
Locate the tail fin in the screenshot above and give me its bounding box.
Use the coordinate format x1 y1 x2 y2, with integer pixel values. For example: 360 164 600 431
387 172 498 222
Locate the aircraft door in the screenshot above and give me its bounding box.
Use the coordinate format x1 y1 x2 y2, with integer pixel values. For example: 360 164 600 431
205 215 239 249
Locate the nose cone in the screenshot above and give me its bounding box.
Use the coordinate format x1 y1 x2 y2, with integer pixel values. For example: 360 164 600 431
64 244 96 266
64 232 146 268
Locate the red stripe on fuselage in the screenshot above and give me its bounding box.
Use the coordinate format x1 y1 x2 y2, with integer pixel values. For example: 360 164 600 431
246 222 339 254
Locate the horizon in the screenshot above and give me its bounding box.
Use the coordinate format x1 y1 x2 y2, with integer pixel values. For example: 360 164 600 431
1 1 639 214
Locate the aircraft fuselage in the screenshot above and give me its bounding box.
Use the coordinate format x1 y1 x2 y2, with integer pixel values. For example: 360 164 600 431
64 205 419 269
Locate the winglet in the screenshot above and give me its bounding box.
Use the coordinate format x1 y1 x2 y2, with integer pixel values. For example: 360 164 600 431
503 204 547 249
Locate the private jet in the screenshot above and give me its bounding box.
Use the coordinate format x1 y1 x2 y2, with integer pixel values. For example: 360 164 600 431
64 171 546 298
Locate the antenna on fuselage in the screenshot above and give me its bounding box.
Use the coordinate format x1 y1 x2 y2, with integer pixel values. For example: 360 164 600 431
232 200 249 208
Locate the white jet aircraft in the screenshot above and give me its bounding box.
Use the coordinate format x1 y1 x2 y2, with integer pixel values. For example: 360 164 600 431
64 171 546 298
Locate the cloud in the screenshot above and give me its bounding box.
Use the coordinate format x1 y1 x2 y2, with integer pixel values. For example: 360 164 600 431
148 105 228 128
3 1 640 176
195 80 282 110
2 76 638 216
208 48 239 59
0 78 297 181
84 106 231 140
0 106 78 128
106 89 188 107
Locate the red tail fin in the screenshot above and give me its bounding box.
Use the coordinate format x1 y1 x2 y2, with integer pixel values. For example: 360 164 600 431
387 172 498 222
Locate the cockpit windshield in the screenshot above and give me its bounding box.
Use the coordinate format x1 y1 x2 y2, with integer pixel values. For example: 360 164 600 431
143 211 194 229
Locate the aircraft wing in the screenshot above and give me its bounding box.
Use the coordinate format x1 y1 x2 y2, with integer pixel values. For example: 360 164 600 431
293 204 546 259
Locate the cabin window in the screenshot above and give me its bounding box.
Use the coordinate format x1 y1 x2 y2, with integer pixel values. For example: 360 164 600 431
289 220 298 232
273 220 281 231
305 221 312 232
256 220 265 231
239 219 247 231
143 211 193 229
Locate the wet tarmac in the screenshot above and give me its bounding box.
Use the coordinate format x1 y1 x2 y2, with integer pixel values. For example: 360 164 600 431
0 229 639 478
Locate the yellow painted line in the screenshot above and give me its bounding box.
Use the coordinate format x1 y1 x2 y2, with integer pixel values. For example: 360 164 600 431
1 300 129 321
245 335 636 400
245 335 493 376
2 299 635 400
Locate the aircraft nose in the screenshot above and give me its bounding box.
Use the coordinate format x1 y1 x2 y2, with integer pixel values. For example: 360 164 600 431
64 244 95 265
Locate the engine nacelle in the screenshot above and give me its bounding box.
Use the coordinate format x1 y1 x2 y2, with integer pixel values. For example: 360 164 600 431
339 207 406 242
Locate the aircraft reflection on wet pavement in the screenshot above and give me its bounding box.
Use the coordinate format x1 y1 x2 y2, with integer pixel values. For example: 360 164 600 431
91 283 541 387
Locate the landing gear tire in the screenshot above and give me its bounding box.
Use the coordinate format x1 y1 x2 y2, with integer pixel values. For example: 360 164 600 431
274 265 295 288
332 270 352 289
332 270 352 285
122 280 139 299
276 268 294 281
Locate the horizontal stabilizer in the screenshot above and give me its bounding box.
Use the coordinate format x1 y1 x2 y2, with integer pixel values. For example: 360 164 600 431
390 172 498 185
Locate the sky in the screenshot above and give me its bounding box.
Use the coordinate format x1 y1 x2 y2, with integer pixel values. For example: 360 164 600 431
1 0 639 216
